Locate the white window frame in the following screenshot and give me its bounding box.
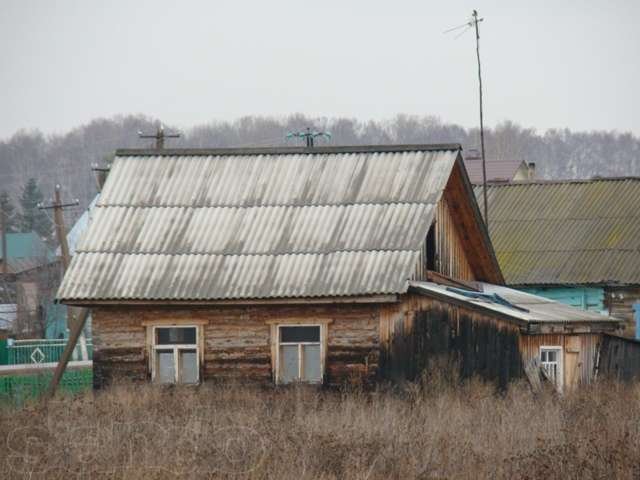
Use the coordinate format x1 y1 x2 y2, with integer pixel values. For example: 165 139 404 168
540 346 563 391
274 323 325 385
151 325 200 384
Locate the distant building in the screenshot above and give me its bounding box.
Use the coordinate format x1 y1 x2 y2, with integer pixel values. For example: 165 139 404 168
477 177 640 337
57 145 619 392
0 232 60 337
463 155 535 184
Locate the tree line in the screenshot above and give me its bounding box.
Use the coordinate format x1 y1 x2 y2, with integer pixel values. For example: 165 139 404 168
0 114 638 227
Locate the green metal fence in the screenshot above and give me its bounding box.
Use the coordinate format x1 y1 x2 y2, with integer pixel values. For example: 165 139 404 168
6 339 93 365
0 368 92 406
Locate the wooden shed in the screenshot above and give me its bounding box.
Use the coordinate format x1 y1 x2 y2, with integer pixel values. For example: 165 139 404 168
57 144 619 390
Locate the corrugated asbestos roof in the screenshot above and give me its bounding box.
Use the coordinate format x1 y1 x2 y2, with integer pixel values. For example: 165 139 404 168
475 178 640 286
410 281 618 325
58 145 461 301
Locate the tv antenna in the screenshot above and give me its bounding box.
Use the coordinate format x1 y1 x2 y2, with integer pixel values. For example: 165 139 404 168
138 124 180 149
445 10 489 228
286 128 331 148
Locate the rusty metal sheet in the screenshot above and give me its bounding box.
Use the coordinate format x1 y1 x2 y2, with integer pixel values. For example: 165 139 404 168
58 146 459 301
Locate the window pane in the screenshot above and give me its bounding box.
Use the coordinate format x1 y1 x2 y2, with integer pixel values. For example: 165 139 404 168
541 351 547 362
302 344 321 382
548 351 557 362
280 345 299 383
280 326 320 343
179 349 198 384
156 327 197 345
156 351 175 383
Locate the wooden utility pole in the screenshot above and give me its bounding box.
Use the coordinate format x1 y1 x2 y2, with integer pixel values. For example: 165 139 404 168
445 10 489 227
138 124 180 149
1 203 7 275
472 9 489 229
38 185 89 399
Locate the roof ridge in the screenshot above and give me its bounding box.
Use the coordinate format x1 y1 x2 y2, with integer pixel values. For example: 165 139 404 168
481 176 640 187
115 143 462 157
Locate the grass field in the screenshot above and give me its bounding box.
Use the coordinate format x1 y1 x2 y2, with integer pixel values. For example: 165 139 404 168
1 372 638 479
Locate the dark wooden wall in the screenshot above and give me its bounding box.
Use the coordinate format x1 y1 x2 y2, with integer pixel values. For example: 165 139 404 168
379 295 523 389
598 334 640 382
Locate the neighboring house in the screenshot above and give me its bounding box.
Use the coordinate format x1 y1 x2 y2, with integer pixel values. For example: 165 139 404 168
477 177 640 337
463 156 535 184
0 232 61 337
57 145 619 391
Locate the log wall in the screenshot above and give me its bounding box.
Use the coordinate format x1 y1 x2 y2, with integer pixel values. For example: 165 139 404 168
91 303 380 388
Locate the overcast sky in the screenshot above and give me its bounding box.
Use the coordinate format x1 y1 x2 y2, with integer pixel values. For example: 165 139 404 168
1 0 638 140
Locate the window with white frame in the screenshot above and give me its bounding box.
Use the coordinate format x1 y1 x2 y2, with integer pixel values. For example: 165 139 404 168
152 326 199 384
540 346 562 389
277 325 322 384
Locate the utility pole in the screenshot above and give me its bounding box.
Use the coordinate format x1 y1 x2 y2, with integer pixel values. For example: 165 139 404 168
138 124 180 149
39 185 89 399
1 203 6 275
472 10 489 229
286 128 332 148
445 10 489 228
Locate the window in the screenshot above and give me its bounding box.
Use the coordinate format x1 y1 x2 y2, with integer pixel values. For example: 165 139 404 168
153 326 199 384
277 325 322 384
540 346 563 390
425 223 437 271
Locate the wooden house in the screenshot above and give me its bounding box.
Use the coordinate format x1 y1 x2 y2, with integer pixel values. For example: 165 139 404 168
57 145 620 391
476 178 640 337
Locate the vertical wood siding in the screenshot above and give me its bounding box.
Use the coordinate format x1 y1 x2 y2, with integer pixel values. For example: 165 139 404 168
598 334 640 381
413 194 475 282
380 295 522 389
518 333 601 388
605 286 640 337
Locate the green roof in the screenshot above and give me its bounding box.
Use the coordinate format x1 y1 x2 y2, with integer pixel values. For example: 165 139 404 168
0 232 52 261
476 178 640 286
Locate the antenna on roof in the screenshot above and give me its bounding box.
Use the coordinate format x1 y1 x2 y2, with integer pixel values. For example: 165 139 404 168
138 124 180 149
286 127 332 148
446 10 489 228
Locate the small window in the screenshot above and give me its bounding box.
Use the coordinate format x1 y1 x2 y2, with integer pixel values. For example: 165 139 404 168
278 325 322 384
540 346 562 390
153 327 199 384
425 223 436 271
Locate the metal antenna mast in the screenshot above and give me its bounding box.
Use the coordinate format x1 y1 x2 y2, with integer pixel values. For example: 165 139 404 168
138 124 181 149
286 127 332 148
445 10 489 228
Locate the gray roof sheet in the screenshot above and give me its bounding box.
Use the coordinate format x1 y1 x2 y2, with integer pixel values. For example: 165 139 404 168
475 178 640 286
58 145 460 301
411 281 618 325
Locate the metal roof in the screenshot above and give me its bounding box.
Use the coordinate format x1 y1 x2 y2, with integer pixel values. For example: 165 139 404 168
58 145 461 302
475 178 640 286
463 158 528 184
410 281 619 326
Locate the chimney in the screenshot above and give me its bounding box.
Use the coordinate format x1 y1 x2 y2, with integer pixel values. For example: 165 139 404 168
527 162 536 181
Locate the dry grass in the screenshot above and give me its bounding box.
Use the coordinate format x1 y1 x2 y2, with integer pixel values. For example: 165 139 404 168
1 373 639 479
